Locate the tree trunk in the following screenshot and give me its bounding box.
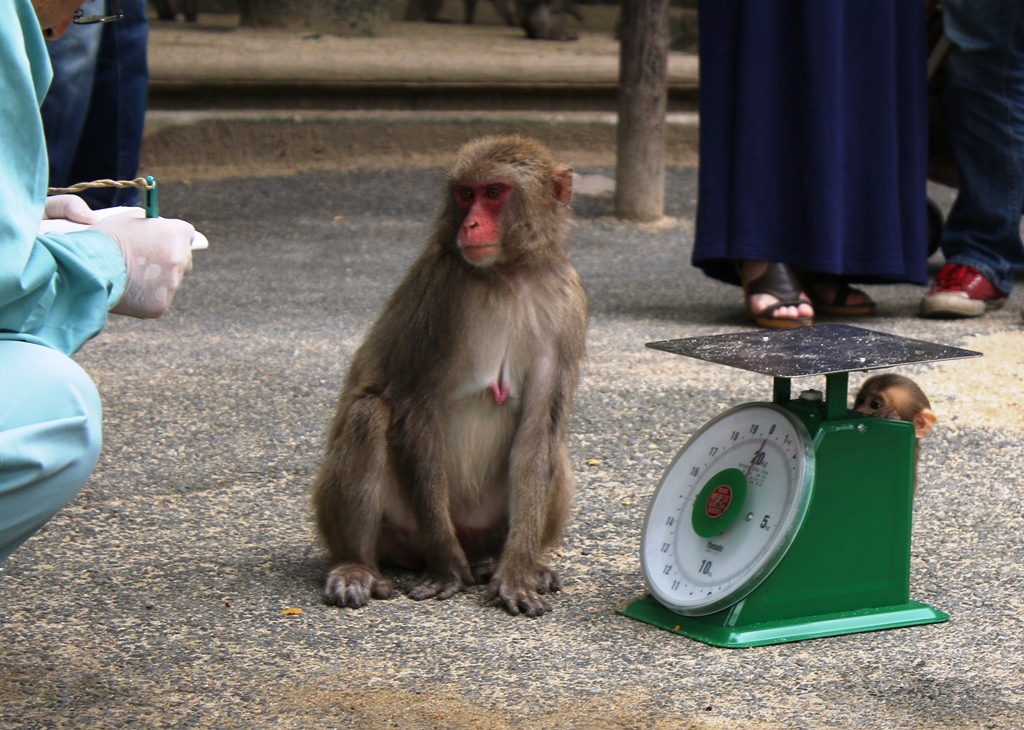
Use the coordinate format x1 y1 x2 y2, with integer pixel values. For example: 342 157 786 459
614 0 670 221
238 0 389 36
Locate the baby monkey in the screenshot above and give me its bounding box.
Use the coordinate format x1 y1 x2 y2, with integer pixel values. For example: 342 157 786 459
853 373 937 440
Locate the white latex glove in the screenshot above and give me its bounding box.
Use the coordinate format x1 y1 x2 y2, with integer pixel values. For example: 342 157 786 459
91 213 196 319
43 194 98 224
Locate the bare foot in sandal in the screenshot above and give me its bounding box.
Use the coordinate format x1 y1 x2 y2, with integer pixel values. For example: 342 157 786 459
738 261 814 328
797 275 875 316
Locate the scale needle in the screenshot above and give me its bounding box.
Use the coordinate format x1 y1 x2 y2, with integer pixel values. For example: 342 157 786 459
746 439 767 476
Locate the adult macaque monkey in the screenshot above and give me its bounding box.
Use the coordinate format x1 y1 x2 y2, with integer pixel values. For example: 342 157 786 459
853 373 937 440
312 135 587 617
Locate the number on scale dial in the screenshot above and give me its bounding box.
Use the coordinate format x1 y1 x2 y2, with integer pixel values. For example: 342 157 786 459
640 403 815 616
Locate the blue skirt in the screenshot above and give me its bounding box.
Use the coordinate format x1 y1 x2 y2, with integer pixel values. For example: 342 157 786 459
692 0 929 285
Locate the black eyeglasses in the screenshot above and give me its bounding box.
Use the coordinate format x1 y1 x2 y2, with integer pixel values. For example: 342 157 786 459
73 0 124 24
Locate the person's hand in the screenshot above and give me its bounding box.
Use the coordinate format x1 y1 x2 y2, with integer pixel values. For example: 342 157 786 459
91 213 196 319
43 194 97 225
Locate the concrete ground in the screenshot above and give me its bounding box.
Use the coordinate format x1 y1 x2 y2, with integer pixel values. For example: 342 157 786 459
2 13 1023 730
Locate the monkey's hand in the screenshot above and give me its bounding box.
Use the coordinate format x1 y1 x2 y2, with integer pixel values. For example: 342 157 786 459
324 563 394 608
486 563 561 617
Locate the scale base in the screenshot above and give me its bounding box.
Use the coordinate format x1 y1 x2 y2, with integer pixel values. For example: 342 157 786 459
619 596 949 649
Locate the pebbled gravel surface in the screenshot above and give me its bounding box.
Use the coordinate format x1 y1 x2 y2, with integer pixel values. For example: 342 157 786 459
1 166 1022 729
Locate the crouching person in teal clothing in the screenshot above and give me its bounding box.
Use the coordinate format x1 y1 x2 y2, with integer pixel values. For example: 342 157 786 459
1 0 196 564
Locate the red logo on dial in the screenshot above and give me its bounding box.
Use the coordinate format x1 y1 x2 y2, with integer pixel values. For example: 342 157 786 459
705 485 733 519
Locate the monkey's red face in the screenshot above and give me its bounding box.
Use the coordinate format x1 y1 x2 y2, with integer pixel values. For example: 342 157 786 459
455 181 511 264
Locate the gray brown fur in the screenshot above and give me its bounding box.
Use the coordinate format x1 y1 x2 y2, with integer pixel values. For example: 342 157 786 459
312 135 587 617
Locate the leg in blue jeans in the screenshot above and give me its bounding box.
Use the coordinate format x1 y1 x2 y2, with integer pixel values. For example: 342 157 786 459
940 0 1024 295
0 341 103 564
39 1 102 189
41 0 149 209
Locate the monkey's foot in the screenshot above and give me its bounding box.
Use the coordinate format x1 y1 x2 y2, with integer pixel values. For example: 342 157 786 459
324 563 394 608
407 551 474 601
486 564 561 617
407 572 466 602
470 560 498 584
533 564 562 594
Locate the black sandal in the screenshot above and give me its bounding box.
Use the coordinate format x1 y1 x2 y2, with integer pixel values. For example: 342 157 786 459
739 262 814 329
798 274 876 316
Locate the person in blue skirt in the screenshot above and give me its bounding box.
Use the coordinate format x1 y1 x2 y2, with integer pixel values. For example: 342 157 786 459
692 1 929 328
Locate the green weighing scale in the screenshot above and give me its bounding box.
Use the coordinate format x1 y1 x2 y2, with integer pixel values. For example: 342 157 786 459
619 324 980 648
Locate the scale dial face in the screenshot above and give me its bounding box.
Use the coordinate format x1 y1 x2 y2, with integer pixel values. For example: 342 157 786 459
641 403 815 616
